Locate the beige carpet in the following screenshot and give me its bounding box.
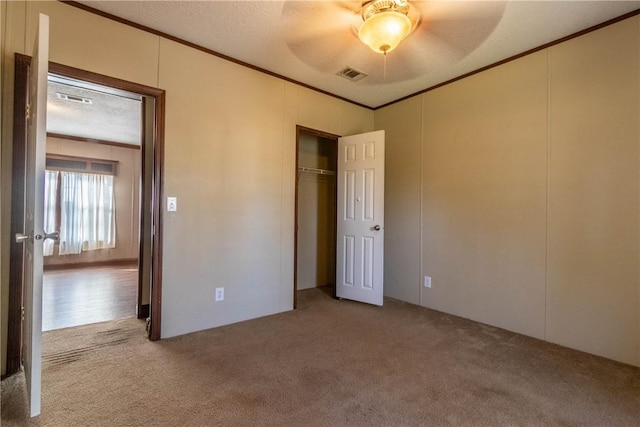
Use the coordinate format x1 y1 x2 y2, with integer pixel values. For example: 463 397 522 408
2 287 639 426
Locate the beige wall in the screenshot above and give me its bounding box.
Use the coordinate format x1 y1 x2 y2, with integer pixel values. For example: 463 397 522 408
1 0 373 373
43 137 140 266
422 51 549 340
376 16 640 366
546 19 640 365
375 96 422 305
157 38 373 337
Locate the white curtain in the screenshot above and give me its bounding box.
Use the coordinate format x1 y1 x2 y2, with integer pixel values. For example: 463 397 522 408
43 170 59 256
59 171 116 255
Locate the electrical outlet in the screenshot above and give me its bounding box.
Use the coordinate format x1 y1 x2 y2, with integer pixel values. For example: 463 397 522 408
215 287 224 302
424 276 432 288
167 197 177 212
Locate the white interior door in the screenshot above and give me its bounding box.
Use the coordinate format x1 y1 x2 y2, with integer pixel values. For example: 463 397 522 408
16 13 50 418
336 130 385 306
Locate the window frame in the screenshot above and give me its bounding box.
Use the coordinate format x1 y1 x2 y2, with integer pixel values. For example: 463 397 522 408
46 153 118 176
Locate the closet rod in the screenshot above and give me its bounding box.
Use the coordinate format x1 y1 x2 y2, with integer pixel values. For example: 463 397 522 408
298 166 335 176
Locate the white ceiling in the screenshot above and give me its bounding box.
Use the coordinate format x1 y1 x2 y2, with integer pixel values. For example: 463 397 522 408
48 1 640 144
74 0 640 109
47 77 142 145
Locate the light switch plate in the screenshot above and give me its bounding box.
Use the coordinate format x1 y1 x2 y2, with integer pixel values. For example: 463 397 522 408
167 197 177 212
424 276 432 288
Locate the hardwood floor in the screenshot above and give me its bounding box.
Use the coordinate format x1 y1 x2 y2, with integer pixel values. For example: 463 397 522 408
42 264 138 331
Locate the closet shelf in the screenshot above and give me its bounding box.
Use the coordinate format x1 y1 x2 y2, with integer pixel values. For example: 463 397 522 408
298 166 335 176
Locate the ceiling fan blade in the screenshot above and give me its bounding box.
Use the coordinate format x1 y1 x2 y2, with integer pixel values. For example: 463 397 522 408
282 0 507 86
282 1 364 73
288 32 362 72
333 0 363 14
409 1 507 61
281 0 361 33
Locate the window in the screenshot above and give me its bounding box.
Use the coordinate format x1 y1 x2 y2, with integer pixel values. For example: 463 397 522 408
44 155 117 256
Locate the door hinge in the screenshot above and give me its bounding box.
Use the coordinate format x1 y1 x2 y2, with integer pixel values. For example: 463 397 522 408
21 306 25 321
25 103 30 120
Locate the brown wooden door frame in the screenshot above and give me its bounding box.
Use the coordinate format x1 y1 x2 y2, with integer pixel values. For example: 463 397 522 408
5 54 165 377
293 125 339 309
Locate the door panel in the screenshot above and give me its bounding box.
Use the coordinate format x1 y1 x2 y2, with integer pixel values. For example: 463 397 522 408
336 130 385 306
21 13 49 418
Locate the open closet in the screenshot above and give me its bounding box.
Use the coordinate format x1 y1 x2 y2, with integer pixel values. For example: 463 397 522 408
295 127 338 306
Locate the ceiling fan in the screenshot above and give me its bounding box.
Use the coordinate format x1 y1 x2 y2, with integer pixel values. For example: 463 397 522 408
282 0 507 85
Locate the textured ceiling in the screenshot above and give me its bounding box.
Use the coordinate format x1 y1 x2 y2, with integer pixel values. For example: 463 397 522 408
47 77 142 146
74 0 640 108
48 1 640 143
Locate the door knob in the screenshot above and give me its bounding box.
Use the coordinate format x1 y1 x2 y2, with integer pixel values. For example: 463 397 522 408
16 230 59 243
373 225 381 231
35 231 60 241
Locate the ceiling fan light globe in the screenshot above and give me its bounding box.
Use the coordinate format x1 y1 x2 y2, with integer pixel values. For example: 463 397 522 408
358 11 412 54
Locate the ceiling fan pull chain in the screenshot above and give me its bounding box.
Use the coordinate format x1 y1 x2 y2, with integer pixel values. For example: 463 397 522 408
383 52 387 80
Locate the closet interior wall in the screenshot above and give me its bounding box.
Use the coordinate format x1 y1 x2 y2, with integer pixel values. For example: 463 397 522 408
296 133 337 291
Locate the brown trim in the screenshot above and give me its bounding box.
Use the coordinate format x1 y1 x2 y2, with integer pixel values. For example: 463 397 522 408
296 126 342 142
47 60 163 98
6 54 31 378
376 8 640 110
294 126 340 309
137 304 150 319
149 90 165 341
43 258 138 271
136 97 151 336
61 0 371 111
294 129 299 309
47 132 141 150
137 98 148 334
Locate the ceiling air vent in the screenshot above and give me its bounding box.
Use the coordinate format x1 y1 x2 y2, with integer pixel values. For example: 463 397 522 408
336 67 367 82
56 92 92 104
